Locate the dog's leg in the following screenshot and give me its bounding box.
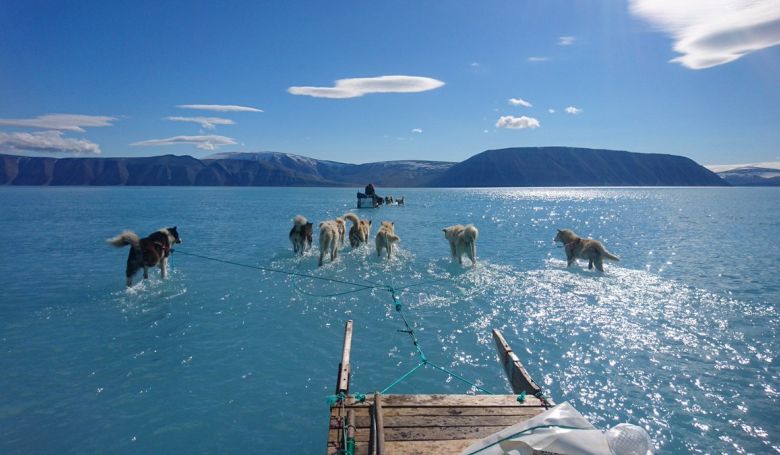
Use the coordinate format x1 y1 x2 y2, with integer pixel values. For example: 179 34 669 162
387 243 392 259
143 265 149 280
160 258 168 279
468 243 476 266
126 276 133 287
318 250 324 267
588 259 593 270
449 242 456 259
595 258 604 272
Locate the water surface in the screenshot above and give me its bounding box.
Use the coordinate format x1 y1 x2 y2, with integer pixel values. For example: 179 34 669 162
1 187 778 454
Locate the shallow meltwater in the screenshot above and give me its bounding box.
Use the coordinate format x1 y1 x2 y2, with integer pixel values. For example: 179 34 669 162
1 187 778 454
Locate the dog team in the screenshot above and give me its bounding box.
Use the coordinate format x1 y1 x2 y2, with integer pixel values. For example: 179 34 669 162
107 221 618 286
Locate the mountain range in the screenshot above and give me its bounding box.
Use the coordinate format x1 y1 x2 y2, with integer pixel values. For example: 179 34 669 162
0 147 728 187
705 162 780 186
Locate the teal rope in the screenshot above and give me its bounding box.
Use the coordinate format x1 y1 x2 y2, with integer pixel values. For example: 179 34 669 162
173 249 383 290
424 360 493 395
174 248 498 396
380 361 426 394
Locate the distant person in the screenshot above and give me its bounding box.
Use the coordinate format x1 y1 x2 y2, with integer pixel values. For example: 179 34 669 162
365 183 376 197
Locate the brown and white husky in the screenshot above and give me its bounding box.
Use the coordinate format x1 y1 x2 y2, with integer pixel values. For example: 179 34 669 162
375 221 400 259
553 228 619 272
107 227 182 286
343 213 372 247
319 218 346 266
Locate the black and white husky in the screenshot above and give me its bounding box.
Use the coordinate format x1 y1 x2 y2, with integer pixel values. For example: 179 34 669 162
107 227 182 286
289 215 313 255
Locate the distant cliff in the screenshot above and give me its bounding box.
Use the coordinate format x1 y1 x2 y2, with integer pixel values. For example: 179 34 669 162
428 147 727 187
0 148 728 187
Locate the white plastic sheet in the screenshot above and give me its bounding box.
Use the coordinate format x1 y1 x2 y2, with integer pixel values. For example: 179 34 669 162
460 402 652 455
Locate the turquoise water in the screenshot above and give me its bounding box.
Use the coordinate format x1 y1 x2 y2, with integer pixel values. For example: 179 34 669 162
1 187 778 454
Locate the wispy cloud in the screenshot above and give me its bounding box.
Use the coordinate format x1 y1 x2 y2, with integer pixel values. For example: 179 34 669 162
509 97 533 107
0 130 101 154
496 115 540 129
558 36 576 46
470 62 480 67
177 104 263 112
548 108 556 114
0 114 115 132
165 116 235 130
287 75 445 99
629 0 780 69
565 106 583 115
131 135 236 151
527 56 550 62
411 128 423 133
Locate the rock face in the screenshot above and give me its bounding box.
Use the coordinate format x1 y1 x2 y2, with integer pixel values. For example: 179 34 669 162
428 147 727 187
0 147 728 187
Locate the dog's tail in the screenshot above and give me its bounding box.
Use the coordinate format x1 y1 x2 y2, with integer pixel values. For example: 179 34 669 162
464 224 479 242
293 215 308 227
342 213 360 227
107 230 140 249
602 249 620 261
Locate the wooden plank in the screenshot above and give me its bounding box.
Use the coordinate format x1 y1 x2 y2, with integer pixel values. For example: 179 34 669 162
492 329 543 396
342 394 545 407
384 439 480 454
332 405 542 422
379 406 545 417
329 425 509 443
336 320 354 394
350 413 537 429
368 404 376 455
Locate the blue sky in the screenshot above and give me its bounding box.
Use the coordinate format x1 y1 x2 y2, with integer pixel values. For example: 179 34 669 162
1 0 779 165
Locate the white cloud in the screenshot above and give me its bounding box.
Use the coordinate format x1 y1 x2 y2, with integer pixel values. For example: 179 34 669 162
565 106 583 115
483 129 489 133
0 130 101 154
411 128 423 133
495 115 540 129
509 97 533 107
131 135 236 151
287 75 445 99
527 56 550 62
558 36 576 46
548 108 556 114
165 116 235 130
470 62 480 67
0 114 115 132
177 104 263 112
629 0 780 69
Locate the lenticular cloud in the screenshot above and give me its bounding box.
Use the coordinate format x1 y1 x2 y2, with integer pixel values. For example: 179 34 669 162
288 75 445 99
630 0 780 69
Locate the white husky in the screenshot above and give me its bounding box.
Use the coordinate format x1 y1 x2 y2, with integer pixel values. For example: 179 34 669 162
318 218 345 266
442 224 478 266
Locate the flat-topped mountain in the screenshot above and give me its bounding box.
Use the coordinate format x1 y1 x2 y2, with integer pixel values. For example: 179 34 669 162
0 147 727 187
428 147 727 187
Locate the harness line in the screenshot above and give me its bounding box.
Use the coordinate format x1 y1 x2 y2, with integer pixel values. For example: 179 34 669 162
171 248 497 398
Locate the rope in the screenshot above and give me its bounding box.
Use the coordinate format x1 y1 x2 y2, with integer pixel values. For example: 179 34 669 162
172 248 507 396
